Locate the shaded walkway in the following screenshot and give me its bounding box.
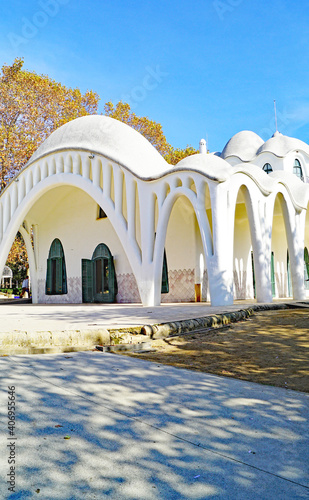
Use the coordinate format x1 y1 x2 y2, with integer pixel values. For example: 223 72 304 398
0 351 308 498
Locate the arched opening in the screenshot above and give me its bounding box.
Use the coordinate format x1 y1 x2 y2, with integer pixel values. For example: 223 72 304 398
161 194 207 303
23 183 141 303
1 231 29 297
233 186 255 300
270 193 290 298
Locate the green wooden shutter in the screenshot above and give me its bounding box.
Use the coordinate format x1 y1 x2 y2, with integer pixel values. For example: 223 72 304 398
82 259 94 303
105 257 117 302
304 248 309 290
251 251 256 298
46 259 52 294
91 244 117 303
46 239 67 295
287 251 292 297
161 250 169 294
271 251 276 297
113 258 118 296
55 258 63 294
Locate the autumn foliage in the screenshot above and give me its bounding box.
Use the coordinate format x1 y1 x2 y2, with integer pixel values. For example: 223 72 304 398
4 232 28 287
0 58 99 190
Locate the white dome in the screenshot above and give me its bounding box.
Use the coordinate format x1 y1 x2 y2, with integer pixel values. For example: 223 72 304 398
174 153 232 181
221 131 264 161
257 134 309 157
27 115 169 179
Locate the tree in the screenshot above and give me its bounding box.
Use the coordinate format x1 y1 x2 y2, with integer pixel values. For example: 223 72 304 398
165 145 199 165
104 101 171 157
5 232 28 288
104 101 198 165
0 58 99 190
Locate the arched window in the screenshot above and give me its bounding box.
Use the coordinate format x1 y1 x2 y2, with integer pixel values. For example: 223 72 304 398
46 239 67 295
82 243 117 303
293 159 303 180
263 163 273 174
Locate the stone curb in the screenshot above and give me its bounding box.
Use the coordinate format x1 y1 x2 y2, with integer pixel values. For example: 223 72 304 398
0 329 110 349
141 303 291 340
95 341 154 353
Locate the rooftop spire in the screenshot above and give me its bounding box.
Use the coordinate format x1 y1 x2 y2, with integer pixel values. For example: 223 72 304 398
199 138 207 154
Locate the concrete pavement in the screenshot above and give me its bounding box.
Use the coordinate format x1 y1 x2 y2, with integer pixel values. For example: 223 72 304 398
0 299 296 354
0 351 308 499
0 301 261 332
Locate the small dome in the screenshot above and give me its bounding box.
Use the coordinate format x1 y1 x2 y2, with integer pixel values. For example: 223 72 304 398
221 131 264 162
257 134 309 157
174 153 231 181
27 115 169 179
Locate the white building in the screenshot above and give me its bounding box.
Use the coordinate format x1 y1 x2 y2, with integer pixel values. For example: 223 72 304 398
0 115 309 306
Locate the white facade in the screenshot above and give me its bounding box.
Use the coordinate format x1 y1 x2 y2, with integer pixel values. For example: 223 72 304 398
1 117 309 306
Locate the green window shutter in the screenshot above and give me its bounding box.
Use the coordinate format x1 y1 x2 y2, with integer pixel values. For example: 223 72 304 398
90 244 117 303
55 258 63 294
287 251 292 297
113 258 118 296
46 259 52 295
82 259 94 303
304 248 309 290
251 251 256 298
161 250 169 294
46 239 68 295
271 251 276 297
104 257 116 303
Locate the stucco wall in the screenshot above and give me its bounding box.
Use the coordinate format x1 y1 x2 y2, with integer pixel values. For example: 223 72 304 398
31 186 138 303
32 186 208 304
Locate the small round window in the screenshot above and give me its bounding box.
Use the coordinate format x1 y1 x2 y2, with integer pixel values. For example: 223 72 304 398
263 163 273 174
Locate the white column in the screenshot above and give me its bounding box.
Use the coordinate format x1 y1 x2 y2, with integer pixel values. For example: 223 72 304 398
289 211 306 300
207 183 234 306
251 199 273 303
137 180 159 306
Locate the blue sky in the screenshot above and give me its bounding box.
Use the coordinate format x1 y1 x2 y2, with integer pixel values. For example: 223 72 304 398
1 0 309 152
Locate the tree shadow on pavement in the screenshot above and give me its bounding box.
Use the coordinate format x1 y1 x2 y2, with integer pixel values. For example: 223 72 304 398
0 350 308 499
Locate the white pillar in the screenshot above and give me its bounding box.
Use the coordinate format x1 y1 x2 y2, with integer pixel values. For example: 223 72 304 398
137 181 160 306
289 211 306 300
207 184 234 306
251 200 273 303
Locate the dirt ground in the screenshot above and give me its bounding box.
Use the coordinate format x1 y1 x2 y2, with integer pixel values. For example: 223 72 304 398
123 308 309 393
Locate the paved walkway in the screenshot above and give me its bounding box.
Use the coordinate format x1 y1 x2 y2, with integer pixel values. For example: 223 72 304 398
0 351 308 499
0 299 286 333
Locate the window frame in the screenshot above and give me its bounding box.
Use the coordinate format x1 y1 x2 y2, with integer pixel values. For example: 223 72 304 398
262 163 273 174
293 159 303 181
